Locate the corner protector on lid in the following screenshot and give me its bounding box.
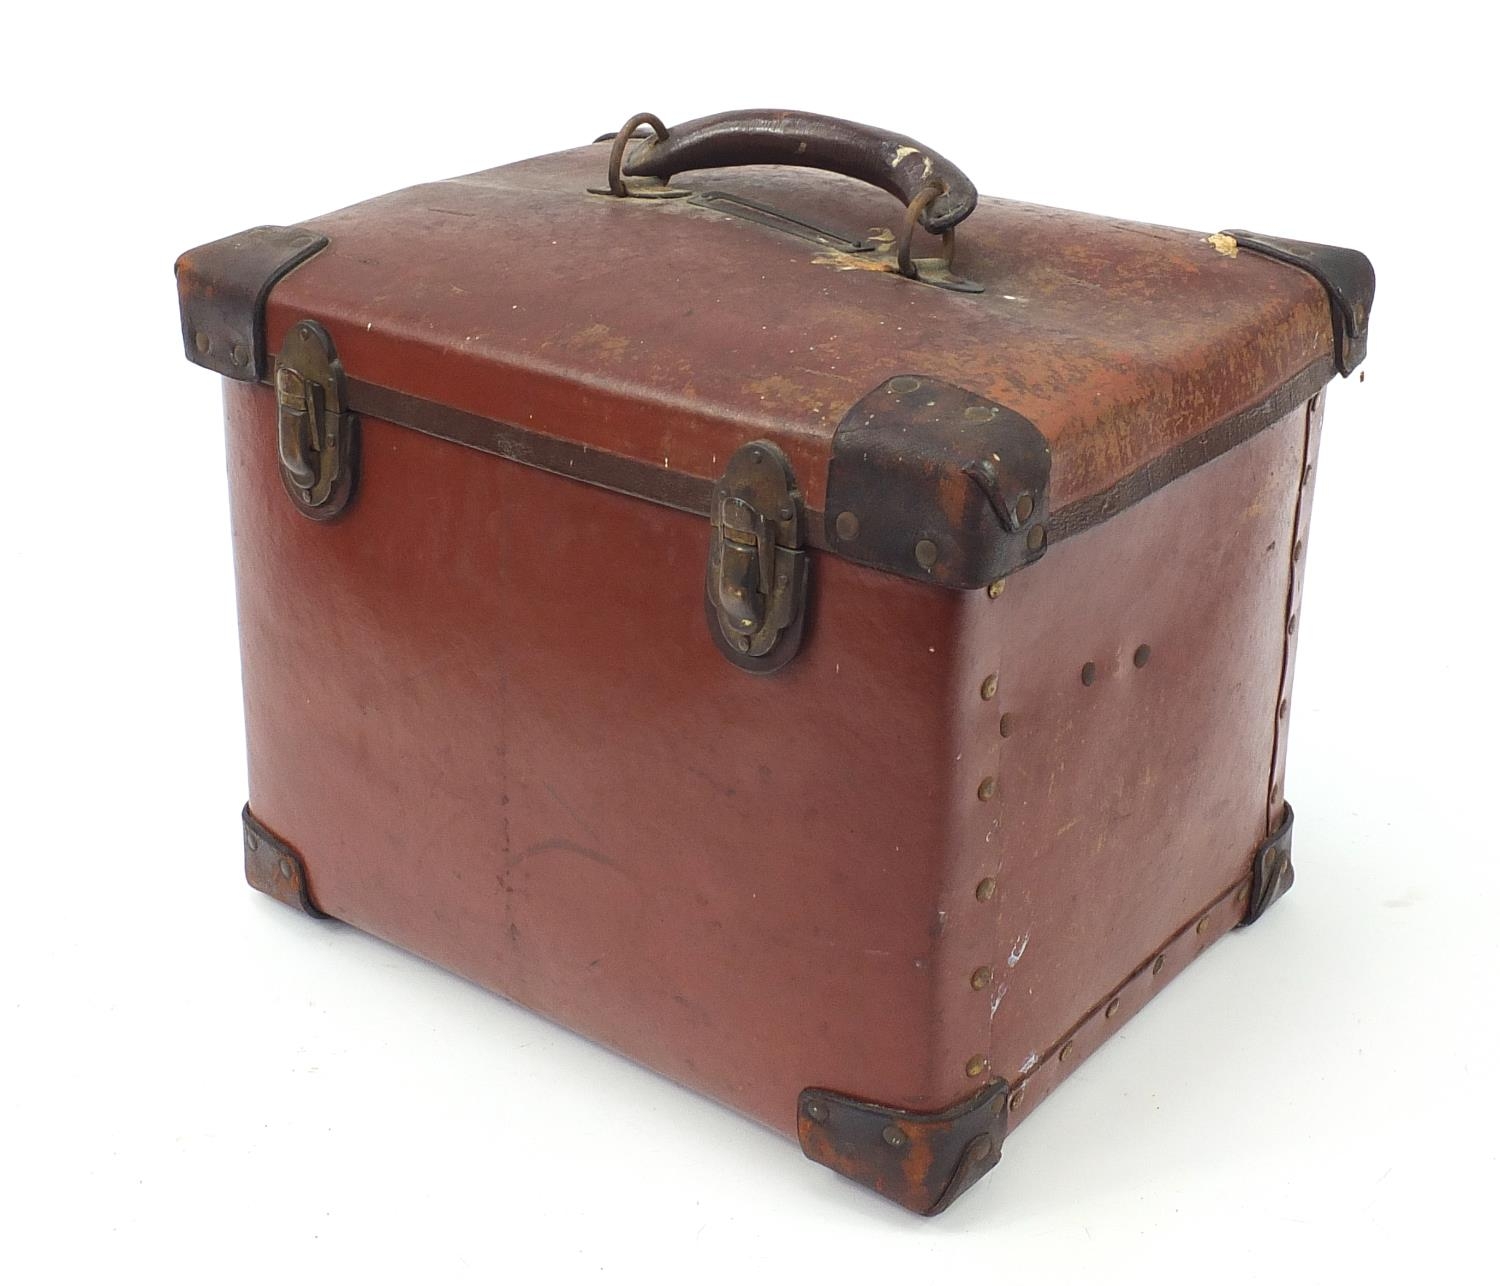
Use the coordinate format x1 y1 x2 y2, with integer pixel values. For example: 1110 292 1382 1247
1219 231 1375 376
824 376 1051 590
797 1079 1009 1216
176 225 329 380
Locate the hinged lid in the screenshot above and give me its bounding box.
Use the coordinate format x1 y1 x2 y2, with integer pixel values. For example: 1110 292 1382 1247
176 109 1373 588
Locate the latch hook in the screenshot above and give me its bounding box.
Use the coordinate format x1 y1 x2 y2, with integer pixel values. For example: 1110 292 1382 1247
706 441 808 674
274 320 358 520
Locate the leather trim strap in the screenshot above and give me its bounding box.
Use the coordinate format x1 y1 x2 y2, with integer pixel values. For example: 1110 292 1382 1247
234 357 1336 590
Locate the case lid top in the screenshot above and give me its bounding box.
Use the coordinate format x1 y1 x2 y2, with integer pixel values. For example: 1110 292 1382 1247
178 119 1365 587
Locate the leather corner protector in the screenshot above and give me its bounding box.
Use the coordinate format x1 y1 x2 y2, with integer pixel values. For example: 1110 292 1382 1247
825 376 1051 589
797 1080 1009 1216
242 804 328 919
1243 802 1295 926
1222 231 1375 376
177 225 329 381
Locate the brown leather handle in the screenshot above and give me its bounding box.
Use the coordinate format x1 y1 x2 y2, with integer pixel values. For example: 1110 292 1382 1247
621 110 979 234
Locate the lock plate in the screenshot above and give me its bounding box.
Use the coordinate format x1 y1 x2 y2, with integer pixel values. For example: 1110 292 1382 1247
705 441 807 674
275 319 358 520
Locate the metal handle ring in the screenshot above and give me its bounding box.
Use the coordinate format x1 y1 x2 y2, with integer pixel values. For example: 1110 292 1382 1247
896 183 957 280
604 112 670 198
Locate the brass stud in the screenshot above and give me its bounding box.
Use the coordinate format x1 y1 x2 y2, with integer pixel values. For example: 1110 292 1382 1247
278 857 294 880
971 965 994 990
1152 954 1166 975
965 1055 989 1078
977 776 997 802
990 1094 1006 1115
998 712 1014 738
1008 1088 1025 1111
835 511 860 541
1080 661 1097 687
1026 525 1046 552
1196 915 1210 935
975 877 997 903
964 404 999 423
1059 1040 1074 1063
229 343 248 368
971 1135 994 1161
1015 494 1034 523
986 579 1006 600
1236 885 1249 904
980 674 999 701
1133 644 1151 668
246 831 259 852
194 330 211 354
915 539 939 570
1105 997 1121 1019
805 1101 828 1122
882 1123 908 1147
889 376 921 395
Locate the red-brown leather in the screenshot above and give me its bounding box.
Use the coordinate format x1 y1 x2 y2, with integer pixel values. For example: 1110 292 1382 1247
227 370 1311 1136
261 145 1332 516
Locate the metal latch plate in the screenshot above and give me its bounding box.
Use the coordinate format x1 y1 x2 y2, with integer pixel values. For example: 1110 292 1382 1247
705 440 807 674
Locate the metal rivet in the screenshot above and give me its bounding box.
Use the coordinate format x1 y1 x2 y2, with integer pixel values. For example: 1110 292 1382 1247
1152 954 1166 975
1080 661 1097 686
298 324 312 339
964 404 998 423
1196 915 1210 935
971 965 994 990
971 1135 994 1161
1133 644 1151 668
835 510 860 541
278 857 294 880
1106 997 1121 1019
980 674 998 701
229 343 248 367
805 1100 828 1122
1026 525 1046 552
986 579 1006 599
975 877 997 903
1236 886 1249 904
977 776 997 802
889 376 921 394
914 539 938 569
998 712 1014 738
1293 539 1304 563
1287 614 1297 636
1015 494 1034 523
1059 1040 1074 1063
194 330 211 354
1008 1088 1025 1111
965 1055 989 1078
734 636 751 653
1279 698 1290 720
246 831 259 852
882 1123 907 1147
301 488 314 504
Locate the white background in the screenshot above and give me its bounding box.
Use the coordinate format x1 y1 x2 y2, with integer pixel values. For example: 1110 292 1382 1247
2 3 1495 1281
